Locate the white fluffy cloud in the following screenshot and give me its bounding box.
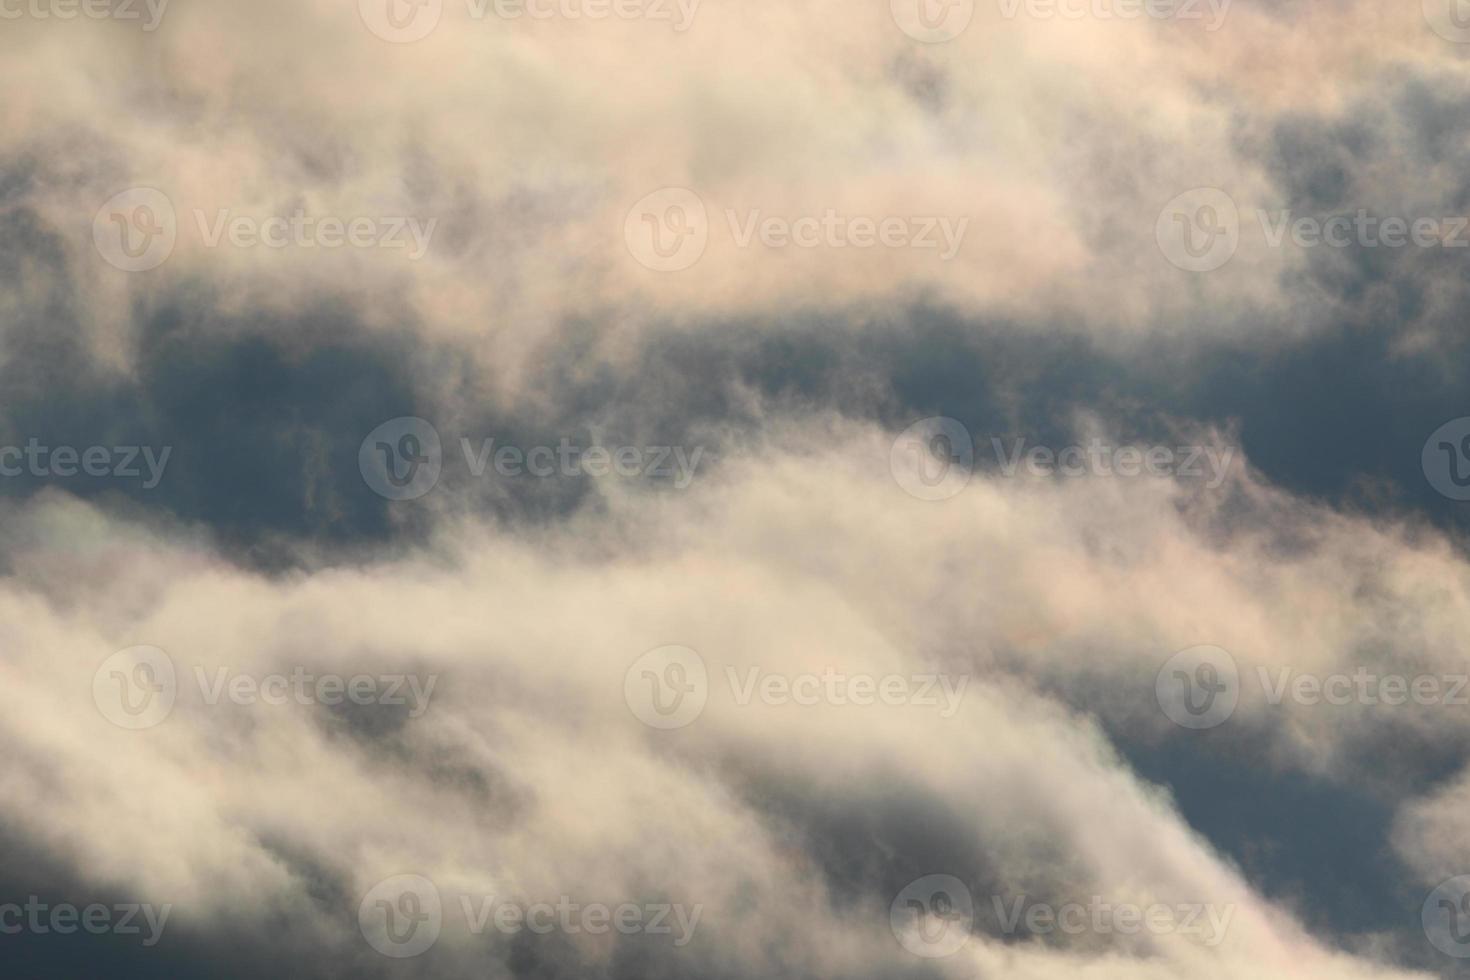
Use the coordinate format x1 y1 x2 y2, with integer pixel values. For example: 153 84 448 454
0 417 1457 976
5 0 1465 384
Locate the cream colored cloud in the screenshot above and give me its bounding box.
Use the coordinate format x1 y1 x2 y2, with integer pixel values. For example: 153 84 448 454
0 414 1455 975
1 0 1461 390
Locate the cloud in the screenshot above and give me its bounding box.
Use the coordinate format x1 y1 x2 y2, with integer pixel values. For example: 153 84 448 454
0 417 1458 976
5 0 1470 975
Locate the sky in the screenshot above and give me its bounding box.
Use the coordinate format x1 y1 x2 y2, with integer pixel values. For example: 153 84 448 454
5 0 1470 976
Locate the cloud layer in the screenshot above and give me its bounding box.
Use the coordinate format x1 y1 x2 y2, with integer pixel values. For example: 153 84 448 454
5 0 1470 976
